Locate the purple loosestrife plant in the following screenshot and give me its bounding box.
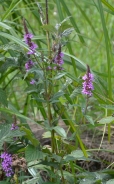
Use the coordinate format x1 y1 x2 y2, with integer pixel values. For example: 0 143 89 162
82 65 94 97
0 152 13 177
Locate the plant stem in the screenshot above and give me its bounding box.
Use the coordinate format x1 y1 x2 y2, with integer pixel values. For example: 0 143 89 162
60 165 66 184
70 161 77 183
45 0 51 59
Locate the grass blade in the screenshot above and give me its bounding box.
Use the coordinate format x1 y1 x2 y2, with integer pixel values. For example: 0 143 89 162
60 0 85 43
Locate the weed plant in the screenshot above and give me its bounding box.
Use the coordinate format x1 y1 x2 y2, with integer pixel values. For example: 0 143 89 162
0 0 114 183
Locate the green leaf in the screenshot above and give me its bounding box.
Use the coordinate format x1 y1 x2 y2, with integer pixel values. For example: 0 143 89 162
98 116 114 124
20 127 39 147
99 104 114 110
0 124 24 149
42 182 59 184
60 0 85 43
52 154 62 163
61 28 74 37
22 177 42 184
42 25 56 32
0 106 37 124
25 145 46 162
50 91 64 103
101 0 114 12
2 0 22 21
53 126 67 138
64 150 85 162
0 57 17 73
106 179 114 184
85 115 94 125
0 88 8 107
71 150 84 158
54 72 66 80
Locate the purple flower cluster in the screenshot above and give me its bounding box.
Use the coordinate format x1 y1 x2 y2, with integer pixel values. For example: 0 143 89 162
0 152 13 177
82 68 94 97
30 79 36 84
24 32 37 55
23 20 38 55
11 123 18 130
54 52 64 66
25 60 34 71
23 19 37 85
47 50 64 71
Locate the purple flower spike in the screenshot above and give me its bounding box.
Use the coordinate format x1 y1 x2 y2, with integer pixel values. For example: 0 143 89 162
11 123 18 130
23 19 38 55
27 42 38 55
82 65 94 97
54 52 64 66
0 152 13 177
24 33 33 44
25 60 34 71
30 79 36 85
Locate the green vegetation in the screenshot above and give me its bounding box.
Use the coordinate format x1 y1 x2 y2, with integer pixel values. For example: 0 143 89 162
0 0 114 183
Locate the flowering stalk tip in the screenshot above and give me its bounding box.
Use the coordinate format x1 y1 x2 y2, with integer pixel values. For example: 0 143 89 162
25 60 34 71
23 19 38 55
82 65 94 97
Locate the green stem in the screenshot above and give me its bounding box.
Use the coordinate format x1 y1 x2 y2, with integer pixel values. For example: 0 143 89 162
70 161 77 183
45 0 51 59
60 165 65 184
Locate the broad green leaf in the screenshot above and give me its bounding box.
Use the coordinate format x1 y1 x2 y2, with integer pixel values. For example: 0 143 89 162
0 57 18 73
25 145 46 162
106 179 114 184
85 115 94 125
0 124 25 149
53 126 67 138
52 154 62 163
79 178 95 184
22 177 42 184
71 150 84 158
98 116 114 124
64 150 85 162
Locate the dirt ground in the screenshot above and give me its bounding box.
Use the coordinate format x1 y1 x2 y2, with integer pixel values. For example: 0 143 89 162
29 121 114 171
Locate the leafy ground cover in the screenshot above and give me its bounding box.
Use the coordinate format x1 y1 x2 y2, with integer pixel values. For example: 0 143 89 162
0 0 114 183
